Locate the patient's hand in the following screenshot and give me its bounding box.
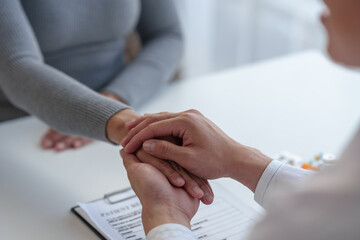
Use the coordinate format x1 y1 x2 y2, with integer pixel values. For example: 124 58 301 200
41 128 92 151
135 148 214 205
132 135 214 205
122 150 198 234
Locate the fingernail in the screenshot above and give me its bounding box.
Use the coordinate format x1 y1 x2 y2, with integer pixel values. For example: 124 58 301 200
74 141 82 148
56 143 65 150
176 177 185 186
44 140 52 147
204 193 213 203
143 141 155 152
193 186 204 197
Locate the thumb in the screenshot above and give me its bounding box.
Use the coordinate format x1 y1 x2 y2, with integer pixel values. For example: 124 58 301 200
142 140 191 165
120 149 140 171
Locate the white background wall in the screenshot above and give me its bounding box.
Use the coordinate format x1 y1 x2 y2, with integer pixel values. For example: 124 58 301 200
174 0 327 78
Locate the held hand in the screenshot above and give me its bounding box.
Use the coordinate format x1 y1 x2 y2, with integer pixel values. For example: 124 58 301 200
122 110 272 192
108 111 214 203
121 150 199 234
135 148 214 204
41 128 92 151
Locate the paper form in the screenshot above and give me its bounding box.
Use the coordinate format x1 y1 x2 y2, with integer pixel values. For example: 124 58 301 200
79 190 145 240
78 182 260 240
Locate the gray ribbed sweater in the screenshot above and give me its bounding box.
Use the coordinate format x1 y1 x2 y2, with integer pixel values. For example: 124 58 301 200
0 0 183 142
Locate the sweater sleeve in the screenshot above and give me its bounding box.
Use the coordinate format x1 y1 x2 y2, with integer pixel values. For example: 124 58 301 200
0 0 128 142
102 0 183 108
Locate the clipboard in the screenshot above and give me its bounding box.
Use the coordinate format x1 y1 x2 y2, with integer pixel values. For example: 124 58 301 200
71 188 136 240
71 183 260 240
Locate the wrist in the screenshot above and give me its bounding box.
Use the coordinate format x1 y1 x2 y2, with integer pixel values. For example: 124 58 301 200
228 143 272 192
106 109 140 144
142 205 191 235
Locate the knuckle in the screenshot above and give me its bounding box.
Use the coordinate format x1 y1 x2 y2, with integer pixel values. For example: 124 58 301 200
136 149 145 159
186 109 201 115
147 123 157 137
181 111 200 123
168 170 180 180
147 122 156 129
144 118 153 125
158 142 169 156
179 114 193 125
160 162 174 175
187 178 198 188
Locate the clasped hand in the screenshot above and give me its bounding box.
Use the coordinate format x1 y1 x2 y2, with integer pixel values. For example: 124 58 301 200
121 110 272 231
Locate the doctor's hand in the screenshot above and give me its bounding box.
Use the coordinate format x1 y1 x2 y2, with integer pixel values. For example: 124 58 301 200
122 110 272 192
121 150 198 234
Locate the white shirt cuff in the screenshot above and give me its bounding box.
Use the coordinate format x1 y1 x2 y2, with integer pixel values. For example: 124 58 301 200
146 223 196 240
254 160 284 206
254 159 313 209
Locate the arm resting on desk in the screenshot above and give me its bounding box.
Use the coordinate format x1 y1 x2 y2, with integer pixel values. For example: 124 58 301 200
0 0 131 142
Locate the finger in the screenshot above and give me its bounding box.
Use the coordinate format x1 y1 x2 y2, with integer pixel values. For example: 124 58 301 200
120 150 145 191
54 136 77 152
191 175 214 205
124 118 188 153
168 161 212 201
71 137 92 148
41 129 64 149
144 111 169 116
141 139 191 167
122 112 177 147
41 131 54 149
126 112 172 130
125 116 146 130
120 149 141 170
176 165 204 199
136 149 185 187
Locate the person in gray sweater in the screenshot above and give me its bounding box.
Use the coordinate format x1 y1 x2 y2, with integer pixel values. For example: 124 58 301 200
0 0 215 203
0 0 182 150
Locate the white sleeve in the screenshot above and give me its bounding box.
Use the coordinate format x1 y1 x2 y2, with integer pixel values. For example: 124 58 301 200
248 127 360 240
146 223 196 240
254 160 313 209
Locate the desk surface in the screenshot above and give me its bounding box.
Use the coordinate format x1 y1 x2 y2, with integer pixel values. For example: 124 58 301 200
1 51 360 239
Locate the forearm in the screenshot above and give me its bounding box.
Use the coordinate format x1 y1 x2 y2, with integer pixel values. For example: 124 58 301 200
102 0 183 108
101 34 183 107
0 57 130 142
0 0 138 143
228 143 312 201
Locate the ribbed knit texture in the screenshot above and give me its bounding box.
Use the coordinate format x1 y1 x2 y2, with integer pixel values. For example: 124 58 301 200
0 0 183 142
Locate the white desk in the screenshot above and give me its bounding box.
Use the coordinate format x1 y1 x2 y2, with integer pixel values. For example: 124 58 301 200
1 51 360 239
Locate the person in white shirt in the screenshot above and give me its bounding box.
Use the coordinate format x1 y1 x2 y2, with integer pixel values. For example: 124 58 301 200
120 0 360 239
